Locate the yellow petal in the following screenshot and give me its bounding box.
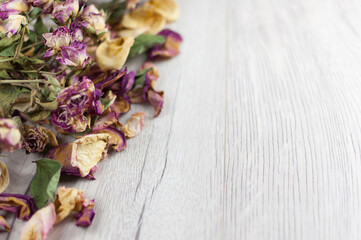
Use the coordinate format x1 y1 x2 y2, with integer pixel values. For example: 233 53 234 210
0 162 9 193
55 187 85 223
123 112 145 138
120 4 166 34
148 0 179 22
20 203 56 240
96 37 134 71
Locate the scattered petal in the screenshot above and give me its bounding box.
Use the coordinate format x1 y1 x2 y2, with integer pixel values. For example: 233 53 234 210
75 200 95 227
0 193 36 220
93 127 127 152
0 215 10 232
96 37 134 71
147 89 164 117
0 162 9 193
48 134 110 177
148 0 179 22
20 203 56 240
123 112 145 138
149 29 182 59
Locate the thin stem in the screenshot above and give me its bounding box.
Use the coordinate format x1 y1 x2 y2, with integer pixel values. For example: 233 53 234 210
14 27 26 59
0 58 14 63
21 41 43 52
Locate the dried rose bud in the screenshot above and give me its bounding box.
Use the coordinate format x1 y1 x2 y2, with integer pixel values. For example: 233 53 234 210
23 124 58 153
32 0 54 14
0 118 22 153
56 41 90 68
5 14 27 38
0 0 29 21
43 26 72 58
96 37 134 71
80 4 108 37
52 0 79 25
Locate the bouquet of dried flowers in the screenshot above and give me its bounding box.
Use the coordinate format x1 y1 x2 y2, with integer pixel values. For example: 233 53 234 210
0 0 182 238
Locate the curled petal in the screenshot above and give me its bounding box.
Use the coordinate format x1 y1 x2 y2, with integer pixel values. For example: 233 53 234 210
0 162 9 193
140 61 159 84
120 4 166 35
123 112 145 138
148 0 179 22
0 194 36 220
148 89 164 117
48 134 110 177
92 112 118 131
20 203 56 240
110 96 130 118
149 29 182 59
96 37 134 71
61 166 96 180
93 127 127 152
0 0 29 21
75 200 95 227
0 216 10 232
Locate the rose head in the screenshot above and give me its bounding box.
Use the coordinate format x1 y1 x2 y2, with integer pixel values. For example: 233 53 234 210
23 125 58 153
56 41 90 68
43 26 72 58
52 0 79 25
5 14 27 37
32 0 54 14
0 0 29 21
80 4 107 36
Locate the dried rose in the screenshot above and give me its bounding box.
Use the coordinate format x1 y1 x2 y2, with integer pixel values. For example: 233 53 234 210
123 112 145 138
0 216 10 232
0 193 36 220
70 22 84 42
148 0 179 22
52 0 79 25
48 134 110 177
92 127 127 152
96 37 134 71
20 203 56 240
5 14 27 38
54 186 94 225
0 0 29 21
0 118 22 153
0 162 9 193
43 26 72 58
80 4 108 37
52 77 102 133
31 0 54 13
56 41 90 68
149 29 182 59
23 124 58 153
120 3 166 35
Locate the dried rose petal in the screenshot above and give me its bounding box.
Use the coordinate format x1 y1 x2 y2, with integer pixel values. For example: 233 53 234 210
123 112 145 138
56 41 90 68
0 0 30 21
0 215 10 232
140 61 159 84
0 118 22 153
0 194 36 220
148 0 179 22
54 186 94 225
0 162 9 193
92 112 118 131
75 200 95 227
149 29 182 59
48 134 110 177
20 203 56 240
148 89 164 117
61 166 96 180
93 127 127 152
120 4 166 35
80 4 108 37
96 37 134 71
32 0 53 14
5 14 27 37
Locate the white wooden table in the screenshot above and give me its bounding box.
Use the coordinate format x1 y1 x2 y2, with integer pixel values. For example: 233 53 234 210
2 0 361 239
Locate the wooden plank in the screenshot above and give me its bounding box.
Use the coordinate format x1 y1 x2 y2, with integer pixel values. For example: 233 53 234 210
5 0 227 239
225 0 361 239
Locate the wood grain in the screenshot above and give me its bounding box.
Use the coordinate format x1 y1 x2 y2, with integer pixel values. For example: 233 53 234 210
2 0 361 239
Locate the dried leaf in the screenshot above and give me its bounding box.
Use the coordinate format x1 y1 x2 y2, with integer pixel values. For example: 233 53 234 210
128 34 165 58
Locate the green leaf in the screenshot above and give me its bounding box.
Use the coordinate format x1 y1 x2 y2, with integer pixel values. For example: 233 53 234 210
14 56 44 65
0 61 13 70
100 98 113 111
34 17 48 35
30 158 61 208
128 34 165 58
0 43 16 57
27 31 37 43
0 85 28 117
29 7 42 19
0 70 10 79
0 35 20 50
133 68 152 89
